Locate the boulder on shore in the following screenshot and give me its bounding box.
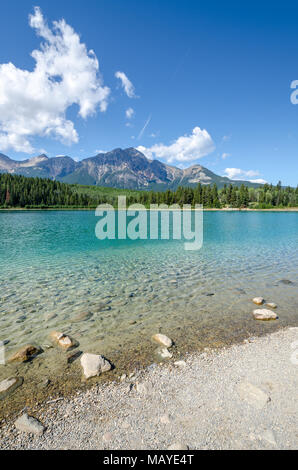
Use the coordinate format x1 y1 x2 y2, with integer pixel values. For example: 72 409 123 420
15 413 45 435
152 334 173 348
252 297 264 305
237 382 271 409
253 309 278 321
8 345 42 363
80 353 112 379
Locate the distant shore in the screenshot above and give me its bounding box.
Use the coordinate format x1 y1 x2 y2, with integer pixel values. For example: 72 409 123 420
1 207 298 212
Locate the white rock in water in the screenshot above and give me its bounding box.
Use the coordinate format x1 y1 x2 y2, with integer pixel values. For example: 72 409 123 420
252 297 264 305
49 331 77 351
253 309 278 320
152 334 173 348
0 377 23 398
237 382 271 409
168 443 189 450
15 413 45 435
0 378 17 393
80 353 111 379
266 302 277 309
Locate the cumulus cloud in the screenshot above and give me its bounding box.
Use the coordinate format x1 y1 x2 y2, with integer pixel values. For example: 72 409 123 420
0 7 110 153
221 152 230 160
126 107 134 119
137 127 215 164
223 168 267 183
115 71 136 98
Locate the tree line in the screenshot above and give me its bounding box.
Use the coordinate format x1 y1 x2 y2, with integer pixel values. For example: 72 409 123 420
0 173 297 209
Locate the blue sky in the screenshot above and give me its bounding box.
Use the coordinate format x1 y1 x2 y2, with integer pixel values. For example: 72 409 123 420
0 0 298 185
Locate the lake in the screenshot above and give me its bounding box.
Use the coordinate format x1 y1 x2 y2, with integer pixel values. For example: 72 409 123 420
0 210 297 416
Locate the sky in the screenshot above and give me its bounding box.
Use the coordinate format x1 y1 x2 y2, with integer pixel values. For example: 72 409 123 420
0 0 298 186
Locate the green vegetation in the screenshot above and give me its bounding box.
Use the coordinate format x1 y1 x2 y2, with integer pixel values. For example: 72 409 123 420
0 173 297 209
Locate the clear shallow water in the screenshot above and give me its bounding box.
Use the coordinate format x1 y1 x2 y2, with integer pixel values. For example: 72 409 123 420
0 210 298 416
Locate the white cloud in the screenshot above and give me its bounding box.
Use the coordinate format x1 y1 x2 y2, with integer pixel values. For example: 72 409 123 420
249 178 268 184
126 107 134 119
137 126 215 163
115 71 136 98
0 7 110 153
222 152 230 159
223 168 267 183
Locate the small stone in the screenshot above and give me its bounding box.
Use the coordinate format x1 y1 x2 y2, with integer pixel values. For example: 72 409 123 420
168 443 189 450
49 331 78 351
0 377 23 399
238 382 271 409
120 374 127 382
152 334 173 348
45 313 57 321
71 311 93 323
253 309 278 321
252 297 264 305
15 413 45 436
260 429 277 446
174 360 187 367
42 378 51 388
279 279 294 285
157 347 172 359
103 432 113 443
265 302 277 309
8 345 42 363
80 353 112 379
160 413 173 425
135 382 147 394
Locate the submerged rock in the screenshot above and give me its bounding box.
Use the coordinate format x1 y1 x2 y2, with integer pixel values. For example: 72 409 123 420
49 331 78 351
266 302 277 309
252 297 265 305
71 311 93 323
253 309 278 321
8 345 42 363
0 377 23 400
279 279 294 285
15 413 45 436
67 350 82 364
152 334 173 348
80 353 112 379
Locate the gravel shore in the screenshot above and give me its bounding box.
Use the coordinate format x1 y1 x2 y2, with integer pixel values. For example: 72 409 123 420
0 327 297 450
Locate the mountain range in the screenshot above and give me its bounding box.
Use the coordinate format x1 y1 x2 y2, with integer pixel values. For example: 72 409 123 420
0 148 263 190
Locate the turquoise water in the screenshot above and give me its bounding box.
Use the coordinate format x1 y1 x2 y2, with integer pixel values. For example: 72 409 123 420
0 210 298 414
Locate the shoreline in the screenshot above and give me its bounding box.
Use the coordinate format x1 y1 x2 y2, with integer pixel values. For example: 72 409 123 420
1 207 298 212
1 327 297 450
